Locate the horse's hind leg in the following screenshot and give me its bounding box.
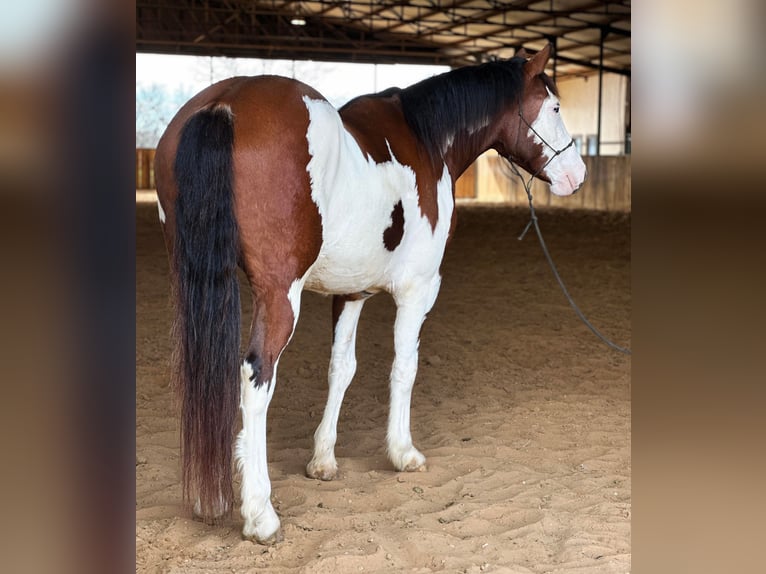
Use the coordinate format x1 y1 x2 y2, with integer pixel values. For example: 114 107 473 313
307 295 366 480
236 281 305 544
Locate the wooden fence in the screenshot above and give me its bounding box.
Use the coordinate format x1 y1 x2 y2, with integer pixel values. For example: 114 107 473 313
137 149 630 211
456 153 630 211
136 148 156 190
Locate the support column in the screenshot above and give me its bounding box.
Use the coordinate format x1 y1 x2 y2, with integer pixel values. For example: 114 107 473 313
596 27 605 156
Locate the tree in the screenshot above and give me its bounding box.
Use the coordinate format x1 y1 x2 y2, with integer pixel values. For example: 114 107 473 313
135 83 193 147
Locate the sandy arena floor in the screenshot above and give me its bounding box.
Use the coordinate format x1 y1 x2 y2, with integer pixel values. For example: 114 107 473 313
136 197 631 573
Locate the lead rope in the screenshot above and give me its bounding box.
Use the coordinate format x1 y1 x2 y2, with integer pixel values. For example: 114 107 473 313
507 108 631 355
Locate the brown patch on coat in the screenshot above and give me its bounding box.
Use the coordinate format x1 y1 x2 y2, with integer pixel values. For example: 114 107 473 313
383 201 405 251
222 78 327 388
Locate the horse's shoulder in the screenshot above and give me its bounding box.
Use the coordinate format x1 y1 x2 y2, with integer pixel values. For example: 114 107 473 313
335 91 411 164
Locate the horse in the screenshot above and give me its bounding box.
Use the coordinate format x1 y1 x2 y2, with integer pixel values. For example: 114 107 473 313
154 43 586 544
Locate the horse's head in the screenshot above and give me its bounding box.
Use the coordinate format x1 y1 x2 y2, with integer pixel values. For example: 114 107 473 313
495 45 587 197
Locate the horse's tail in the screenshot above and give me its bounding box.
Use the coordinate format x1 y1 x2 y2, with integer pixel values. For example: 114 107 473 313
172 104 240 522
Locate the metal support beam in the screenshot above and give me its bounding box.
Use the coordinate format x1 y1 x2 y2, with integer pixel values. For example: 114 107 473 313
550 52 629 77
550 33 557 83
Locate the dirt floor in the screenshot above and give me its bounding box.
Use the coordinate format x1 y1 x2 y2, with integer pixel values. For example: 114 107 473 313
136 195 631 573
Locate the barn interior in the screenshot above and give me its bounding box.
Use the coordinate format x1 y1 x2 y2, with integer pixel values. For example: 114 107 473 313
136 3 631 572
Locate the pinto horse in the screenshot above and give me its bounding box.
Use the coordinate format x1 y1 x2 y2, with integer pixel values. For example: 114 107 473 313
154 44 586 544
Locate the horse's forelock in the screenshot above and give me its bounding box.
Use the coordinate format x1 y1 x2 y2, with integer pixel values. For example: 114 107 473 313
539 73 560 98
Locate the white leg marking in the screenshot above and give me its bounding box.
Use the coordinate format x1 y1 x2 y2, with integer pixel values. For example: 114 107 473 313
236 276 307 543
387 278 441 473
236 360 281 543
307 298 365 480
157 199 166 224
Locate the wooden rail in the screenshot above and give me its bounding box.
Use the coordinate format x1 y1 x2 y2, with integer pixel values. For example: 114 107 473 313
456 153 631 211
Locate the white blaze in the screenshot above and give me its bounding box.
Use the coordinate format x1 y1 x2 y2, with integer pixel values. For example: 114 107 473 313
528 88 587 197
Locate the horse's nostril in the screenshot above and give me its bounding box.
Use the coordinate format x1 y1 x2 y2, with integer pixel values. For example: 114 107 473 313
567 177 582 195
566 174 578 194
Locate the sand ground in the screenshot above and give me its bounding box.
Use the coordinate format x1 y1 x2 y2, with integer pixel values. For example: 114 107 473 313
136 197 631 573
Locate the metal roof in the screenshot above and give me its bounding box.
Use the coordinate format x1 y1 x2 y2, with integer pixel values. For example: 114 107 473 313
136 1 630 79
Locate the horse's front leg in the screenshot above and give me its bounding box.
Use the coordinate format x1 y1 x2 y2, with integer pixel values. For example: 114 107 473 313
307 295 366 480
387 279 441 472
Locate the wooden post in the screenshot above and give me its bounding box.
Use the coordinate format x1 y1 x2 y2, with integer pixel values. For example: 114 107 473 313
135 149 156 190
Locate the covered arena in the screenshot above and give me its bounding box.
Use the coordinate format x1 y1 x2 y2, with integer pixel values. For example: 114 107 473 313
136 2 631 572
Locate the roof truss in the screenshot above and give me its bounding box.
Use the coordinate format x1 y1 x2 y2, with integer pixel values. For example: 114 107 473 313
136 1 630 78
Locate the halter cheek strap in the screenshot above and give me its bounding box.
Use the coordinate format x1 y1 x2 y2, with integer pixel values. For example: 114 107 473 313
516 106 575 180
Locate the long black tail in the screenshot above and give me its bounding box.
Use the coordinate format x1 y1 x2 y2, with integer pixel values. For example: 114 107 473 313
172 105 239 522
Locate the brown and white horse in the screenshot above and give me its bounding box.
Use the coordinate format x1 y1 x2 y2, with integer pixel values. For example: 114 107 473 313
154 44 585 544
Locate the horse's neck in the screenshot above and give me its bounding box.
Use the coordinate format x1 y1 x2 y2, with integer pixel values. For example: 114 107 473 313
442 121 497 181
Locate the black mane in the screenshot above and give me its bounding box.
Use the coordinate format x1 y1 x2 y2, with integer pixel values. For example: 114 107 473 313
398 57 529 160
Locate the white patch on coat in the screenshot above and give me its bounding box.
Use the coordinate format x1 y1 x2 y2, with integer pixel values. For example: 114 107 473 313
236 359 280 542
157 199 166 224
528 88 587 197
287 275 308 334
302 96 454 298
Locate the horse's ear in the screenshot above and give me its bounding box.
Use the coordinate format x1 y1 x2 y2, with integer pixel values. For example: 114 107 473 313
524 44 552 77
515 46 529 59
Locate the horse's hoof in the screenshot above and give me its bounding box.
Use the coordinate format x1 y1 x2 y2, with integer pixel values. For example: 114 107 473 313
243 527 283 546
391 446 427 473
306 460 338 481
403 460 427 472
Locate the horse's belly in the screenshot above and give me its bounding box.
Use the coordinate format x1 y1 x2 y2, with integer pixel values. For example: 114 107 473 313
303 237 390 294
